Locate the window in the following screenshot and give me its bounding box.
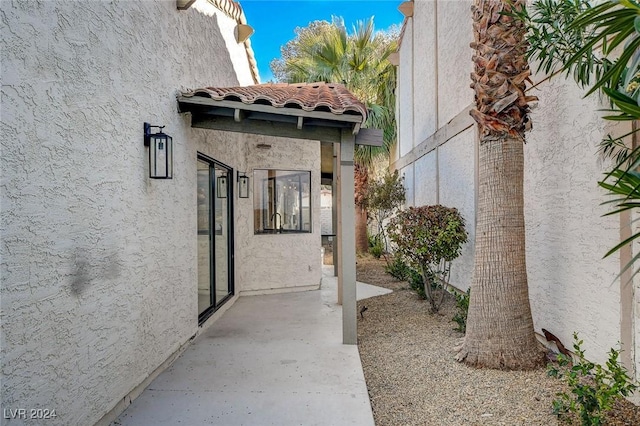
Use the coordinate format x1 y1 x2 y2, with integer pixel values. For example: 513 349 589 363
254 169 311 234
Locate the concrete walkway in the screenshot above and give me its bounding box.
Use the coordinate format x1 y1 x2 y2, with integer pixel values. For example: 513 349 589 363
113 266 391 426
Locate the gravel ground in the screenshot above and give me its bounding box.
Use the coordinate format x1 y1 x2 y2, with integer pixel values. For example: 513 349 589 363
353 255 640 426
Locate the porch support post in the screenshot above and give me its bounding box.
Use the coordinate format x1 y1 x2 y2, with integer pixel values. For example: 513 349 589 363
338 129 357 345
332 143 339 277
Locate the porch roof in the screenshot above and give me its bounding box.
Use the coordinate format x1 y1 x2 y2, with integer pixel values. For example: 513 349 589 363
177 82 365 345
177 82 382 146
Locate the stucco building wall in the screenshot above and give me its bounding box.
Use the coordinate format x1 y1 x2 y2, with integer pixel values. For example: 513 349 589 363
436 0 474 128
398 24 414 158
1 1 320 424
524 77 623 360
392 0 634 375
239 135 322 294
438 128 476 289
412 0 437 143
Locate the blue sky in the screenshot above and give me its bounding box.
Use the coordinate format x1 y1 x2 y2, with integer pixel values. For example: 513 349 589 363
240 0 405 82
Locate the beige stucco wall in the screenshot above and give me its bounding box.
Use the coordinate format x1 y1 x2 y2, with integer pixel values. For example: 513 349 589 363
414 152 438 206
438 128 476 289
238 135 322 294
398 23 414 158
412 0 438 142
524 77 623 362
436 0 474 128
393 0 635 374
1 0 321 424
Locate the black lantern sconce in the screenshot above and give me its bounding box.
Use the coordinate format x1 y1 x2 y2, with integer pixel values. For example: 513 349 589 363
144 122 173 179
216 174 228 198
237 171 249 198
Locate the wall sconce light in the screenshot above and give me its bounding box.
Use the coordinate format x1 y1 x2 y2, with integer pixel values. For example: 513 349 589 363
237 171 249 198
236 24 254 43
144 122 173 179
217 174 228 198
398 1 414 17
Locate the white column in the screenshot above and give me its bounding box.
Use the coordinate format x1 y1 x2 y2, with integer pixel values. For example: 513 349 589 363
338 130 357 345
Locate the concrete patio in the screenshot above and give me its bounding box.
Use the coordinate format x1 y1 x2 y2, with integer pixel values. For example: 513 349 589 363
113 265 391 426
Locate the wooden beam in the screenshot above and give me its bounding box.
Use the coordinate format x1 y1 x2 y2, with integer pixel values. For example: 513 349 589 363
355 128 383 146
338 129 357 345
297 116 304 130
190 114 343 143
388 52 400 66
178 96 363 124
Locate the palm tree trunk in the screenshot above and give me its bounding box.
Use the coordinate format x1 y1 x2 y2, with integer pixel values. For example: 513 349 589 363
456 0 544 369
456 134 543 369
354 164 369 253
355 205 369 253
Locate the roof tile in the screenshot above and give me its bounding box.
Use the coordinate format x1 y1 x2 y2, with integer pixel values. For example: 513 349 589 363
182 82 368 122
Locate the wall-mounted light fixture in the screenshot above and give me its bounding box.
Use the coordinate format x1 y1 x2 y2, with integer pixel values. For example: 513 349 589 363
236 24 254 43
176 0 196 10
217 174 228 198
398 1 414 17
237 171 249 198
144 122 173 179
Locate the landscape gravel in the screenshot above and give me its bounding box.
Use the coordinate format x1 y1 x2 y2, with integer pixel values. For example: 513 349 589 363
353 256 640 426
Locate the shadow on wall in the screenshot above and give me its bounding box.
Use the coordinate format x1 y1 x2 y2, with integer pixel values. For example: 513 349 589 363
69 249 121 296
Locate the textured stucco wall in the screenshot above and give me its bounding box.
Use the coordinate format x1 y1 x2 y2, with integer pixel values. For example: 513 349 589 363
438 128 476 290
436 0 474 128
0 0 305 424
412 0 437 143
524 77 622 365
400 163 415 208
398 22 414 158
395 0 634 373
238 136 322 294
413 151 438 207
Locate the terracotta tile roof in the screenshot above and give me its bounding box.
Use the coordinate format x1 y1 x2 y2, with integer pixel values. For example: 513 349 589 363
209 0 243 20
183 82 368 122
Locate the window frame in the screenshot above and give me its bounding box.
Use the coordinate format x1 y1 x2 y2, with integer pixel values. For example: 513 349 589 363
253 169 312 234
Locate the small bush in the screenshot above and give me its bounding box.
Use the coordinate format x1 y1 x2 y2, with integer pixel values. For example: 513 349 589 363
548 333 637 425
388 205 468 313
384 255 411 280
368 234 384 259
408 268 427 299
452 289 470 333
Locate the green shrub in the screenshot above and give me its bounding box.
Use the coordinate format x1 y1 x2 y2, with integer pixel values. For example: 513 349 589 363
452 289 470 333
407 268 427 299
387 205 468 313
368 233 384 259
361 170 406 253
384 255 411 280
548 333 637 425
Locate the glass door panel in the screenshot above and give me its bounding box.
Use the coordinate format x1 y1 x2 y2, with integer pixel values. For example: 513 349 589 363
197 159 212 316
214 166 230 304
197 155 233 323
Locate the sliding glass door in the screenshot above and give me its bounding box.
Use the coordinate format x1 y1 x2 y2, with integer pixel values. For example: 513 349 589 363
197 155 233 323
